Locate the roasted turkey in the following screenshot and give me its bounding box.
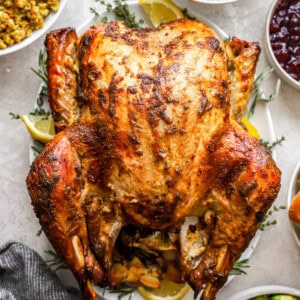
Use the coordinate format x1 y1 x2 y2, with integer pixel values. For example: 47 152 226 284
26 19 281 300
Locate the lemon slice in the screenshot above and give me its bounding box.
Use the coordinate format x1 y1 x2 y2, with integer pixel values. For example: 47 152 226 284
138 280 190 300
241 116 260 139
21 114 55 144
139 0 184 28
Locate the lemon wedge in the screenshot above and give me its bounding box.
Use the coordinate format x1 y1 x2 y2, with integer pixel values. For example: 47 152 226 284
138 280 190 300
139 0 184 28
241 116 260 139
21 114 55 144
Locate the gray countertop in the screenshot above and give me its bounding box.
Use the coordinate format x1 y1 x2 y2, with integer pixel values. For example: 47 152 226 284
0 0 299 299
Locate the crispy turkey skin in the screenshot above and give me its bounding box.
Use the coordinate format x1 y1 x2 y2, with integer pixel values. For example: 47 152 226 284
26 19 281 300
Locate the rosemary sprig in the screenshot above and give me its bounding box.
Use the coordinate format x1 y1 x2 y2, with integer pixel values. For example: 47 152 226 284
44 250 68 271
10 49 49 120
246 67 281 118
91 0 144 28
230 258 250 275
260 205 286 231
103 283 135 300
31 139 46 156
30 49 50 115
260 136 285 153
31 49 48 84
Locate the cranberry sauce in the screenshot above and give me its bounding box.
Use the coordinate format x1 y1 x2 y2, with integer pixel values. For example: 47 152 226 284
269 0 300 82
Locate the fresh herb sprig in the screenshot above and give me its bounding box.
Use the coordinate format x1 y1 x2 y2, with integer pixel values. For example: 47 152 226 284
182 8 196 20
247 67 281 119
260 205 286 231
91 0 144 28
31 49 48 84
44 250 68 271
9 112 20 119
261 136 285 153
230 258 250 275
105 283 136 300
31 139 46 156
245 67 284 153
10 49 49 120
30 49 50 116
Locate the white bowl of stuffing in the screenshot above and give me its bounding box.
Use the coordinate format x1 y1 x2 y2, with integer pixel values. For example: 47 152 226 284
0 0 67 56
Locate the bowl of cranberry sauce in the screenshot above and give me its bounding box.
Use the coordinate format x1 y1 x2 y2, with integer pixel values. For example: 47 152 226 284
266 0 300 89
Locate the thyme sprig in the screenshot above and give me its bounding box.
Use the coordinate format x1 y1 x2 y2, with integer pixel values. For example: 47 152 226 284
91 0 144 28
260 205 286 231
230 258 250 275
247 67 281 118
260 136 285 153
9 112 20 119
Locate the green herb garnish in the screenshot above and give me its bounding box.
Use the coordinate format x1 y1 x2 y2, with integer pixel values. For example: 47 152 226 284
44 250 68 271
31 49 48 84
37 227 43 236
260 136 285 153
29 49 50 117
31 139 46 156
182 8 196 20
91 0 144 28
260 205 286 231
247 67 281 118
105 283 136 300
9 112 20 119
230 258 250 275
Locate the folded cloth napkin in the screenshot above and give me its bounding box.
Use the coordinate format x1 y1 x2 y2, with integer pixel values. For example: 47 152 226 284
0 241 81 300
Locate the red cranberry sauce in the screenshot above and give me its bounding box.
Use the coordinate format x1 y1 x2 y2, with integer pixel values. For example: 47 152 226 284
269 0 300 82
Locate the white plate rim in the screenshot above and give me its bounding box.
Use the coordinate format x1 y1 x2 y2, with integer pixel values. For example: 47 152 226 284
0 0 68 56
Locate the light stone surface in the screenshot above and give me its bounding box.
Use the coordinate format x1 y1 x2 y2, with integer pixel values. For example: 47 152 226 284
0 0 299 298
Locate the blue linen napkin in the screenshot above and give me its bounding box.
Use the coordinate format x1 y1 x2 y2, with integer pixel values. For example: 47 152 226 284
0 241 81 300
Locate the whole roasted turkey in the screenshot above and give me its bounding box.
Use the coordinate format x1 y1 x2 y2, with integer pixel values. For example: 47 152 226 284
26 19 281 300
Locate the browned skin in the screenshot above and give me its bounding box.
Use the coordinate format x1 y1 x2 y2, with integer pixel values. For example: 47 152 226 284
224 37 261 121
26 20 281 300
45 27 80 132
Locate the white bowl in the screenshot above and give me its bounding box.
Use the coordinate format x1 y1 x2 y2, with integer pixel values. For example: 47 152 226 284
0 0 67 56
190 0 239 4
287 161 300 248
229 285 300 300
265 0 300 90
